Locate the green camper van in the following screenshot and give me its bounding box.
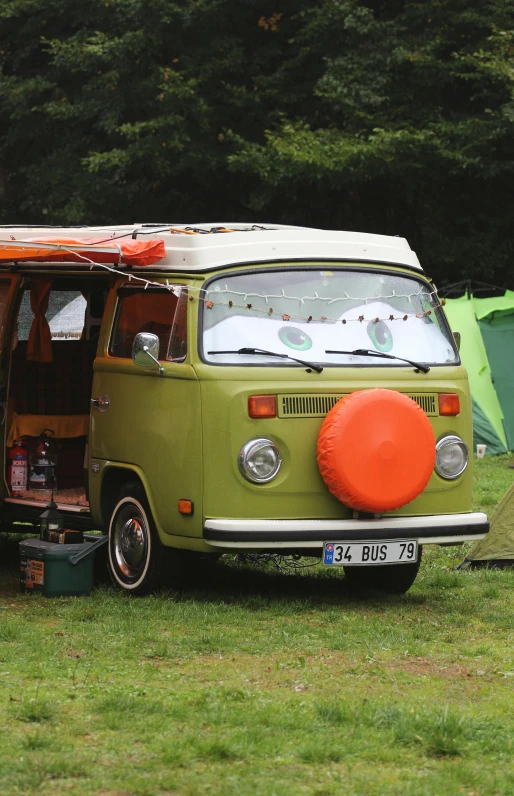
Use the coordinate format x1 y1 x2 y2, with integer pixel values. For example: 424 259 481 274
0 223 489 594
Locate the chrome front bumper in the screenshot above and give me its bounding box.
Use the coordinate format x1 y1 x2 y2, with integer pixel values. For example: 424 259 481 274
203 512 489 549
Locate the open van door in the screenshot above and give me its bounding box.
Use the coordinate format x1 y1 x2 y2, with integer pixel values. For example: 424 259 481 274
0 275 23 506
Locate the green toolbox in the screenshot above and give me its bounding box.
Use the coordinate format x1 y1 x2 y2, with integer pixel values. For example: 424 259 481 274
19 536 108 597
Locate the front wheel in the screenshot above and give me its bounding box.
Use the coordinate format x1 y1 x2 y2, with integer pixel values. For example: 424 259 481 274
108 483 182 595
343 548 422 595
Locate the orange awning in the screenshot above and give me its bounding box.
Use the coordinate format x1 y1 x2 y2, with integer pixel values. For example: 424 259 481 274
0 237 165 266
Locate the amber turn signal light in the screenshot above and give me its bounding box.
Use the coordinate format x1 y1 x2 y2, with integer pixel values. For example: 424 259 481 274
178 499 194 515
248 395 277 418
438 393 460 416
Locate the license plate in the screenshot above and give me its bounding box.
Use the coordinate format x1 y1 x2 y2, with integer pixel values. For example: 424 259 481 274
323 540 418 566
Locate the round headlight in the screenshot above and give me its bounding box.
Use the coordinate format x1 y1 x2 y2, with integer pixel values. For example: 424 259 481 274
238 438 282 483
435 435 468 479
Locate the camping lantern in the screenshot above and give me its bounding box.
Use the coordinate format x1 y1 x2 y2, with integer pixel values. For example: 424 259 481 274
29 429 58 491
39 498 63 541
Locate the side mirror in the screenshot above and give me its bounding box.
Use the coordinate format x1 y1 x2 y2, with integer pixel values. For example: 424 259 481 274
132 333 164 374
453 331 461 351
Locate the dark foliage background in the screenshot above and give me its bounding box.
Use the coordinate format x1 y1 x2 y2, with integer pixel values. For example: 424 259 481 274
0 0 513 286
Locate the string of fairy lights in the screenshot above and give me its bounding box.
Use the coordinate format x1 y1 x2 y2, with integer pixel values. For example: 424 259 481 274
2 242 446 324
200 284 446 324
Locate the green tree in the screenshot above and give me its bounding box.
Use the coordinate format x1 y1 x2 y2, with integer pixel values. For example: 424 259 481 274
228 1 514 285
0 0 512 286
0 0 311 223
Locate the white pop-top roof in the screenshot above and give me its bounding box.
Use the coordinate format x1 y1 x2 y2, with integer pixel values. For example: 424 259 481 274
0 222 422 272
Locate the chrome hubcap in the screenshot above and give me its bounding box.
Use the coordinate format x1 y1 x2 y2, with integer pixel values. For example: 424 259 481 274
114 508 148 578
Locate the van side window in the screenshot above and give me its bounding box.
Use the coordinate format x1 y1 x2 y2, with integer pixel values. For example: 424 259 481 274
17 288 87 341
109 287 187 361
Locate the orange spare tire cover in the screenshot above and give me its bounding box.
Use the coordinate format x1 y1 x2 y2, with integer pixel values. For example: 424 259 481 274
317 389 436 513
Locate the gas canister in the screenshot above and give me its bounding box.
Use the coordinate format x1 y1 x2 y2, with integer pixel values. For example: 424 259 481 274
8 439 28 493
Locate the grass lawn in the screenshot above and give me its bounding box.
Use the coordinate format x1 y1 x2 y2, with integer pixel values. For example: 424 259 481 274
1 456 513 796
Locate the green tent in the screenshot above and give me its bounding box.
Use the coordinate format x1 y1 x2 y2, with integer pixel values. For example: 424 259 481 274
461 481 514 566
444 290 514 454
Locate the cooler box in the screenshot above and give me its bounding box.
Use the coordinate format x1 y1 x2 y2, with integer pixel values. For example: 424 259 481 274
19 537 106 597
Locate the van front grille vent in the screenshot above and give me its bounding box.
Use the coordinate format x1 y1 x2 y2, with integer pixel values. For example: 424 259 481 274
279 394 346 418
407 393 437 415
277 393 438 418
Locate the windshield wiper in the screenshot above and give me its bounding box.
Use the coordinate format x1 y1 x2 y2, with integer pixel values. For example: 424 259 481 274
208 347 323 373
325 348 430 374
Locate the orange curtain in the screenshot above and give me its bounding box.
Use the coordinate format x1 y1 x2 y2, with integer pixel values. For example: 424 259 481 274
117 293 178 332
27 281 53 362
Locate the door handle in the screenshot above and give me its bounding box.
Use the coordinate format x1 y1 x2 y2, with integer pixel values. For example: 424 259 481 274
91 395 110 411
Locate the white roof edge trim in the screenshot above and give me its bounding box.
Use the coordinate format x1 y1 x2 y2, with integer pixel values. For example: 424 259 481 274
0 224 423 272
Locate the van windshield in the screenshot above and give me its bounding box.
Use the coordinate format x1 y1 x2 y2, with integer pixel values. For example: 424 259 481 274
201 268 458 367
